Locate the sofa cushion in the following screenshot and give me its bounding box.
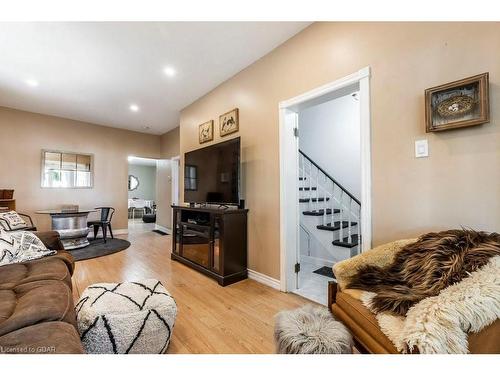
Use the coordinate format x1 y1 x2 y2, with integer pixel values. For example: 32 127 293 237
0 280 76 337
0 321 84 354
0 253 73 288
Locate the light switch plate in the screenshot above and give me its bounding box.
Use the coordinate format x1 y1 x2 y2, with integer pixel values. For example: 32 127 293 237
415 139 429 158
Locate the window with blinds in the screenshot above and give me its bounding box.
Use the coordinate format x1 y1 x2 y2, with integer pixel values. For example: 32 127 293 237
41 150 93 188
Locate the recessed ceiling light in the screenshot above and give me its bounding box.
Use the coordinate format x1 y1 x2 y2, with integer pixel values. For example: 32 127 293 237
25 79 39 87
129 104 139 112
163 66 176 77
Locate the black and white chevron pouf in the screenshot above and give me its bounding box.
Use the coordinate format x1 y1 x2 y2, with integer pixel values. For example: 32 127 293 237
75 279 177 354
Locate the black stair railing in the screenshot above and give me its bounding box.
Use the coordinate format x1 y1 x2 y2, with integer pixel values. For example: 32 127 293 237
299 149 361 247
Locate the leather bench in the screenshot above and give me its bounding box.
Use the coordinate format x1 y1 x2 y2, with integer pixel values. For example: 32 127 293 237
328 280 500 354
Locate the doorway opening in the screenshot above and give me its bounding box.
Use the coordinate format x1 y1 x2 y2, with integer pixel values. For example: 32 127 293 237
279 67 372 305
127 156 181 235
128 156 158 234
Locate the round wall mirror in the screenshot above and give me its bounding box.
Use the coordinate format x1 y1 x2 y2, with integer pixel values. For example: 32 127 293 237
128 175 139 191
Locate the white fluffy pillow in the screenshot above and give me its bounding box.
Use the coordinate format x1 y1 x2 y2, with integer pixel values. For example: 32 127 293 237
0 211 28 231
0 229 56 267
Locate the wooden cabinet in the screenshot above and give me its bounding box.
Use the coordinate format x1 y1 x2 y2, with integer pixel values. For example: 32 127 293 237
171 205 248 286
0 199 15 211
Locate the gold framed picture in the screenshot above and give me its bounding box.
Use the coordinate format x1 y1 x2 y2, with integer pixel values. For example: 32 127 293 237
199 120 214 144
219 108 239 137
425 73 489 132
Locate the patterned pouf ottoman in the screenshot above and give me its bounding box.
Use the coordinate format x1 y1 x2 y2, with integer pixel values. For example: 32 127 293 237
75 279 177 354
274 304 353 354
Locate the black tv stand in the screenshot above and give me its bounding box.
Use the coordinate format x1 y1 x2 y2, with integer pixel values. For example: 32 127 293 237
171 205 248 286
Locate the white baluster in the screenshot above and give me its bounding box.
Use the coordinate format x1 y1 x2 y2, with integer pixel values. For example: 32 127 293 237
328 192 333 227
358 204 362 248
330 182 335 227
347 197 352 244
339 190 344 241
316 167 319 212
298 154 302 201
322 174 326 226
309 160 313 211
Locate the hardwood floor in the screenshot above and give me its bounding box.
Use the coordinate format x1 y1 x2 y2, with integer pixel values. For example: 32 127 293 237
71 230 311 354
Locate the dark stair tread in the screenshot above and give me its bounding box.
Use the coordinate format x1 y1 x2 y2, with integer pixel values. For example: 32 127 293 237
317 221 358 231
302 208 340 216
299 177 306 181
299 197 330 203
332 234 360 248
299 187 317 191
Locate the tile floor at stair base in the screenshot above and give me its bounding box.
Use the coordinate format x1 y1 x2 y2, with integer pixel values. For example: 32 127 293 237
292 261 335 306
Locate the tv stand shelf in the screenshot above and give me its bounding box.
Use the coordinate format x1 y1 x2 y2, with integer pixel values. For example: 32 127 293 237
171 205 248 286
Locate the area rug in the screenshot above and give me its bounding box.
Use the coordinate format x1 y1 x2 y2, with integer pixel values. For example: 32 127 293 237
313 266 335 279
69 238 131 261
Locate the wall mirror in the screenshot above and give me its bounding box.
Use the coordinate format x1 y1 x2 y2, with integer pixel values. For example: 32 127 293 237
41 150 93 188
128 175 140 191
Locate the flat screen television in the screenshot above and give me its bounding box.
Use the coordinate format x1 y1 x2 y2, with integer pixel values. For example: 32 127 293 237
184 137 240 205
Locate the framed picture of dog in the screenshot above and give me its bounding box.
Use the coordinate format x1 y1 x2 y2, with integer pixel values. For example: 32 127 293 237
199 120 214 144
219 108 239 137
425 73 489 132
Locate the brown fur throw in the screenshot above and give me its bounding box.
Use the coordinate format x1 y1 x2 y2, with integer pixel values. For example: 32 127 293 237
346 229 500 316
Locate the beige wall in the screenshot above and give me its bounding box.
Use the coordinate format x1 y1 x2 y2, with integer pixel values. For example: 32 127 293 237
0 106 161 231
160 127 180 159
180 22 500 280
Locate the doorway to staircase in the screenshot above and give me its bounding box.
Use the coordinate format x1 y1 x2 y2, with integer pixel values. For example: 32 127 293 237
279 67 372 305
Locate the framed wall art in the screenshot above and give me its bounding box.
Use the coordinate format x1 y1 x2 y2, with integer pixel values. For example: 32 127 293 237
425 73 489 132
199 120 214 144
219 108 239 137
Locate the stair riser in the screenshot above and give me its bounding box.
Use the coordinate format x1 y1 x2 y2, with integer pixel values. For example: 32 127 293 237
299 202 358 221
317 222 358 232
298 182 331 193
301 214 358 239
300 216 357 262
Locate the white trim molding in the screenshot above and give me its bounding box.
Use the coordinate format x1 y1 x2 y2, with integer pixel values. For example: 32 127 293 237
88 228 128 239
155 224 172 234
171 155 180 206
247 269 280 290
279 66 372 292
359 67 372 252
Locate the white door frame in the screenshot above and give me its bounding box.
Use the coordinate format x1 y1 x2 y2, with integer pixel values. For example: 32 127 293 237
279 66 372 292
171 156 180 206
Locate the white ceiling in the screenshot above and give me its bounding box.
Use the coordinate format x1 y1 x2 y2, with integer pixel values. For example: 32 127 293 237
0 22 310 135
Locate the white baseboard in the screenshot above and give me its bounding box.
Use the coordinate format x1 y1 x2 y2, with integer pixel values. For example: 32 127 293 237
247 269 280 290
87 228 128 238
154 224 171 234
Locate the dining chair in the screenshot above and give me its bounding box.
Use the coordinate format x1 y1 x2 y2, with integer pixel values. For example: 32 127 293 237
87 207 115 243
